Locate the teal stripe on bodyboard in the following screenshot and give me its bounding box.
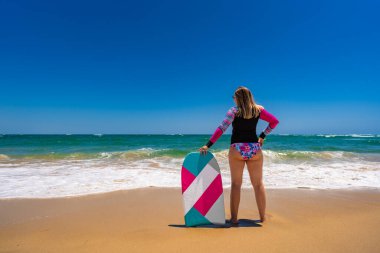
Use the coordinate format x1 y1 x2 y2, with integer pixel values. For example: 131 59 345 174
182 152 214 177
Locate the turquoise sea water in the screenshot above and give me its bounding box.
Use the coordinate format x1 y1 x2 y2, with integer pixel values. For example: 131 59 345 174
0 134 379 198
1 134 379 158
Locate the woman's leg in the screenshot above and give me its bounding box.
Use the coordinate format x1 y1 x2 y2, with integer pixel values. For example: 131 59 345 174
246 149 266 222
228 146 246 223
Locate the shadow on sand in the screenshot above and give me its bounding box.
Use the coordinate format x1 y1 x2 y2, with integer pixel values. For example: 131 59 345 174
168 219 262 228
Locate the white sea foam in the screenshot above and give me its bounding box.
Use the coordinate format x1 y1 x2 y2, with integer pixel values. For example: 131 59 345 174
317 134 337 138
317 134 376 138
350 134 375 138
0 150 379 198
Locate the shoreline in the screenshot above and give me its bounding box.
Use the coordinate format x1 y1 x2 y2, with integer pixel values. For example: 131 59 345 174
1 187 380 252
0 185 379 200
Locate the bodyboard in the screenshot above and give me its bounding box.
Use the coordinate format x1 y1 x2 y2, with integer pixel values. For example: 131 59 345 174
181 151 225 227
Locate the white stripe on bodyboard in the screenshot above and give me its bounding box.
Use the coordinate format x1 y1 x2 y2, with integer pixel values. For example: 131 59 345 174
183 163 219 215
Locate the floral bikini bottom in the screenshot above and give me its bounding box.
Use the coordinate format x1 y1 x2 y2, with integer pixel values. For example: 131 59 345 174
231 142 262 160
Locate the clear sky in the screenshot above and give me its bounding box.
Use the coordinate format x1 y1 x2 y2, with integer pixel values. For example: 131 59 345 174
0 0 379 134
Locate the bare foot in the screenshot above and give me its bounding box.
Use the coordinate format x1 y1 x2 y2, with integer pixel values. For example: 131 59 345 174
259 215 266 223
228 218 239 225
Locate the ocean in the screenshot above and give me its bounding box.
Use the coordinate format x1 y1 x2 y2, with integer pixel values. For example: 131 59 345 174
0 134 379 198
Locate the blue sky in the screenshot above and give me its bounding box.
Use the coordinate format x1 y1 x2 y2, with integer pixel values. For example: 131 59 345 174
0 0 379 134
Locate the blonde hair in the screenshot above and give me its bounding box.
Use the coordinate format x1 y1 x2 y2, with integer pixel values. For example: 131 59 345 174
233 86 261 119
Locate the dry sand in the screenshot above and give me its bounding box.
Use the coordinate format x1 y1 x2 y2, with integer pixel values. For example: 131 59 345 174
1 187 380 253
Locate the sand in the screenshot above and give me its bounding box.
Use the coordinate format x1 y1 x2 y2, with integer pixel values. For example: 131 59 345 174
1 187 380 253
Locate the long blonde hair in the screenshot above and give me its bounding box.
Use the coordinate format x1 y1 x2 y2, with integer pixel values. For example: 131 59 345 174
233 86 261 119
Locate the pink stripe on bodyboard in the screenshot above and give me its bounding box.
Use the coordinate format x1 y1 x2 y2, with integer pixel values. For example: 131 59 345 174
193 174 223 216
181 166 196 193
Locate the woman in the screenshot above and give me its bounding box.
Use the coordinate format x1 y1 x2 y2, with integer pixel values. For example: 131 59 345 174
199 86 279 225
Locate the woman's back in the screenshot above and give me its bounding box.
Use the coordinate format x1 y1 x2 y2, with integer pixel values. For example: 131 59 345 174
231 108 261 144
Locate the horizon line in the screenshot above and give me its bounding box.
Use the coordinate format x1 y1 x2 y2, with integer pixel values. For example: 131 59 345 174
1 133 379 136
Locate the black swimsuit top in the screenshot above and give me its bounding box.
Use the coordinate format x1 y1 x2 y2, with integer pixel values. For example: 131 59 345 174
231 112 260 144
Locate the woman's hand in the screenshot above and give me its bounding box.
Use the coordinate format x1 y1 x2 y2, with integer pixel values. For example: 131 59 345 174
199 145 209 155
258 137 264 147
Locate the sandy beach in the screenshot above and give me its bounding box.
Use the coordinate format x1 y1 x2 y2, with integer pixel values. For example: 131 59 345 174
1 187 380 253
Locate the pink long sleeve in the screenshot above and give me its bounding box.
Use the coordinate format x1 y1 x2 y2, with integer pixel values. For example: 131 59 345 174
259 109 279 138
206 106 238 148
